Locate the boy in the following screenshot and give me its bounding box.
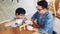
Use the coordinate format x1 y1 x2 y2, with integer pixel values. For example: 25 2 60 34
5 8 27 31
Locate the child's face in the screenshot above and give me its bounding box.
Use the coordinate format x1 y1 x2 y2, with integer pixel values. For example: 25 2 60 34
16 14 25 19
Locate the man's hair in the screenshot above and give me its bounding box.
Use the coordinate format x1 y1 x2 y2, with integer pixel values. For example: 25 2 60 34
15 7 26 15
37 0 48 9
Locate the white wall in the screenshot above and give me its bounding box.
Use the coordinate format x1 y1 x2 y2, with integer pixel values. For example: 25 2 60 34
0 0 37 24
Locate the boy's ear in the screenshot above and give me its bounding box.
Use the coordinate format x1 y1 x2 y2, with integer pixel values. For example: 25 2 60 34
16 13 18 16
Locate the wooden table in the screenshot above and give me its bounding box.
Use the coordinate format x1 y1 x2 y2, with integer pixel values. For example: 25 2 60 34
0 23 39 34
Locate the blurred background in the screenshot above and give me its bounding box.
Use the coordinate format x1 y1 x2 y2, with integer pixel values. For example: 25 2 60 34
0 0 60 34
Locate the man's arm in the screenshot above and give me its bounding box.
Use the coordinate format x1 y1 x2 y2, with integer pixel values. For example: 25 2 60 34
31 11 39 28
33 16 53 33
31 12 38 20
31 19 38 26
31 11 38 25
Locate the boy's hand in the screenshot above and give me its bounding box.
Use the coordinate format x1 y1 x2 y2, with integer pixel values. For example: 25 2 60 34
19 24 28 31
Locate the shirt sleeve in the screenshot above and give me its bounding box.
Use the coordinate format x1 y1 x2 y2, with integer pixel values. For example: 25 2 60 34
38 14 53 33
31 12 38 20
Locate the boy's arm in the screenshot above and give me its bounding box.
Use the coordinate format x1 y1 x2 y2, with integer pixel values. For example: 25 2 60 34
5 20 16 27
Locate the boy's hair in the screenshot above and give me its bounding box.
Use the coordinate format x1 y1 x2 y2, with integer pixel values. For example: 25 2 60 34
15 8 26 15
37 0 48 9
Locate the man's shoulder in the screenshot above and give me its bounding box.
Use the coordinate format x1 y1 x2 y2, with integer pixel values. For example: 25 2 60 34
46 10 53 19
46 10 52 16
35 11 38 14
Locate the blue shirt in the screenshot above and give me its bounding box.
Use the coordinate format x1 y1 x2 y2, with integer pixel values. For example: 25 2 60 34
31 10 53 34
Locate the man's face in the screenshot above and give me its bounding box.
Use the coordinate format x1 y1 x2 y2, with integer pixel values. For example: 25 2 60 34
36 5 45 14
16 14 25 19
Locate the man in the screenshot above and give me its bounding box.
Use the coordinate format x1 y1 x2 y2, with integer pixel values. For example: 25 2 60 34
31 0 53 34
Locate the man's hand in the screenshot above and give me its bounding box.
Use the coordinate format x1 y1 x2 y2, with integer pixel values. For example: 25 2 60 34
33 28 38 32
25 20 33 25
